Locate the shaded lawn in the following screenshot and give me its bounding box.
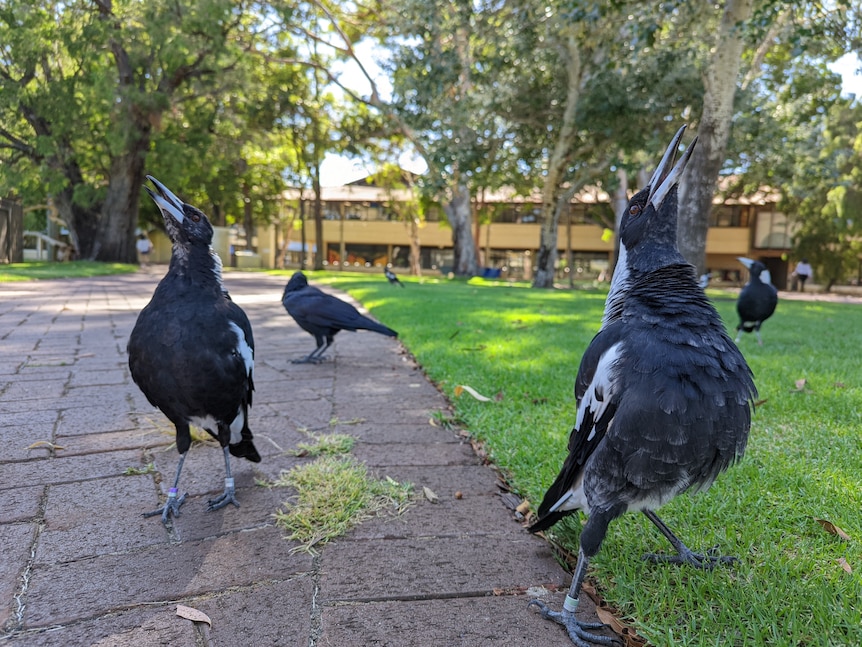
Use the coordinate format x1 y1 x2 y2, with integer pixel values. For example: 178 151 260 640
0 261 138 281
285 270 862 647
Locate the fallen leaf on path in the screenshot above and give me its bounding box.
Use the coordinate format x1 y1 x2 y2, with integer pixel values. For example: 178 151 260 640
27 441 65 451
454 384 491 401
815 518 851 541
177 605 212 626
422 486 439 503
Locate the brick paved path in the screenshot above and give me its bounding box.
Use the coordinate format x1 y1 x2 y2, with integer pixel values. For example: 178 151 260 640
0 271 605 646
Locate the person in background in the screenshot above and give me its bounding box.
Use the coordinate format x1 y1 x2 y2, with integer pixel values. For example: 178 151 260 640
794 258 812 292
136 232 153 266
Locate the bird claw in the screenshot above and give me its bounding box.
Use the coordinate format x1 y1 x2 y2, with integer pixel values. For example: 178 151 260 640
143 491 188 524
644 545 737 570
207 488 240 512
528 600 620 647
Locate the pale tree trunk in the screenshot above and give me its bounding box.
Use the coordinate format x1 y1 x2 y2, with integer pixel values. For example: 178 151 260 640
678 0 754 275
610 169 629 276
408 218 422 276
533 27 583 288
443 184 478 276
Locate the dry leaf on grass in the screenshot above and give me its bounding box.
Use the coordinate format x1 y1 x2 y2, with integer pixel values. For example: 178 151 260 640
176 605 212 626
815 518 851 541
454 384 492 402
837 557 853 574
792 378 808 392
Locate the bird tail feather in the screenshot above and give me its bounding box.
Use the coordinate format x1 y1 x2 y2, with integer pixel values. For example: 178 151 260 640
229 437 261 462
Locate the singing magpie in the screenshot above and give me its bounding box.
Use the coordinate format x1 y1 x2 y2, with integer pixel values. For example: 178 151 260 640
735 257 778 346
128 176 260 525
528 127 756 646
384 266 404 287
282 271 398 363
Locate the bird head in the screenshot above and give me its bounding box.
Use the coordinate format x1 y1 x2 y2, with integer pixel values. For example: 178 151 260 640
619 125 697 273
144 176 214 248
737 257 771 285
284 271 308 295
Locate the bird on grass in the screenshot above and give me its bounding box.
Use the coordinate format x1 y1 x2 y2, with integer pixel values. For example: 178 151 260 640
384 266 404 287
735 257 777 346
528 126 756 647
282 271 397 364
128 176 260 525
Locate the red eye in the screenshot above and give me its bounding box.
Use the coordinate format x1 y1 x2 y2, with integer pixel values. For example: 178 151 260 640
191 214 201 222
629 204 641 216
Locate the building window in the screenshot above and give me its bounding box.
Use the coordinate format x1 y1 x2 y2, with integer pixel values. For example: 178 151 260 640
753 210 792 249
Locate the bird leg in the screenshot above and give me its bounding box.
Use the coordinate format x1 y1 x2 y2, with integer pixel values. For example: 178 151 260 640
292 342 331 364
207 445 241 511
528 547 620 647
642 510 737 569
143 452 189 524
755 330 763 346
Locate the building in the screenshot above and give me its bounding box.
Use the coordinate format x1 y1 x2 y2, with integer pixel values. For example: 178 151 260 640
270 178 792 286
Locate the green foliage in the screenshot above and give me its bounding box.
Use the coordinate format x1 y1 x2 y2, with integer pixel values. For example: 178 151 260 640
0 261 138 282
316 272 862 647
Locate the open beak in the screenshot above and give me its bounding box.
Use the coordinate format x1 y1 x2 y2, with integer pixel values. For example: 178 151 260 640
648 126 697 210
145 176 185 224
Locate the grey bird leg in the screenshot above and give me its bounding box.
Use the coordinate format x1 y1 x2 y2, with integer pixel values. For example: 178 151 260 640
528 547 619 647
755 330 763 346
734 329 742 343
642 510 737 569
207 445 240 511
143 452 189 524
292 341 331 364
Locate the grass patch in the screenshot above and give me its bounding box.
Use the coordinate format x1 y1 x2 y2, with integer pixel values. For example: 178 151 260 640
290 431 356 457
0 260 138 281
272 455 413 553
305 270 862 647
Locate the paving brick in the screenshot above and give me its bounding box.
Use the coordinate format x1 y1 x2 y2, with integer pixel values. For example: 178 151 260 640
0 450 146 490
0 523 36 627
318 593 577 647
0 485 45 524
318 534 566 601
352 441 478 468
23 526 312 628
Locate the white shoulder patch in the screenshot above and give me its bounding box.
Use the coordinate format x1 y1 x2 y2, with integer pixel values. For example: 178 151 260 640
228 321 254 377
576 341 623 441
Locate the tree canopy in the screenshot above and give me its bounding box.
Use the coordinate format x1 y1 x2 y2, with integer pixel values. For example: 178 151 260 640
0 0 860 277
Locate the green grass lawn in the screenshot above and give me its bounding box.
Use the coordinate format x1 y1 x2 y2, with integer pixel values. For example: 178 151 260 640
287 270 862 647
0 260 138 281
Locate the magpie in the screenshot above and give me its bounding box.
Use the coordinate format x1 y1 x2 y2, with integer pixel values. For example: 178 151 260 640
384 266 404 287
735 257 778 346
128 176 260 525
528 127 756 646
282 271 398 363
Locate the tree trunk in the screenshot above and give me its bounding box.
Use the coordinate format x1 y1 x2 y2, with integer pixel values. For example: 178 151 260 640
408 218 422 276
95 149 148 263
443 183 478 276
533 27 583 288
312 166 324 270
677 0 753 275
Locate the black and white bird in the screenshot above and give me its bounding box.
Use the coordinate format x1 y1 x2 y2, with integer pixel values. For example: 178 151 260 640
528 127 756 646
282 271 398 363
128 176 260 524
735 257 778 346
384 266 404 287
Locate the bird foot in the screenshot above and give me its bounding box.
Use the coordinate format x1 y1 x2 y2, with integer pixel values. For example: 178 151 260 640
644 545 737 570
291 355 327 364
207 477 240 512
143 488 187 524
528 600 620 647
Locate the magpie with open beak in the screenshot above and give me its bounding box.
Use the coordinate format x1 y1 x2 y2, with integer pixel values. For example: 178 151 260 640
128 176 260 526
528 127 756 646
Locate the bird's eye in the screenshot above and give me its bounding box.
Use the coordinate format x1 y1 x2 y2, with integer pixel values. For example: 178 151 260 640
191 214 201 222
629 204 641 216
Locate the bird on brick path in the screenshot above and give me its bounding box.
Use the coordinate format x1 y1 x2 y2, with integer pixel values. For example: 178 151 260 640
527 126 756 647
735 257 778 346
384 266 404 287
128 176 260 525
282 271 397 364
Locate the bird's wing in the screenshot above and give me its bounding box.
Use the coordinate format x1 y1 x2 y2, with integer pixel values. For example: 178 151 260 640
531 322 625 529
291 288 385 332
